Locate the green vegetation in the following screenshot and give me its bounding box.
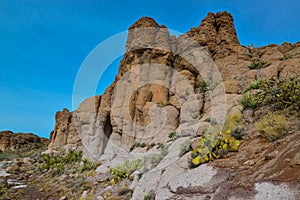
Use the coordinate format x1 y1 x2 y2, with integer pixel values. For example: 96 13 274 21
140 143 146 148
78 158 99 173
110 159 143 185
197 80 208 93
222 111 244 139
41 149 82 170
130 142 140 151
40 149 98 176
190 130 240 168
168 132 178 141
248 59 269 70
240 77 300 111
150 146 168 168
255 113 288 141
204 118 218 126
0 145 47 161
144 194 151 200
79 193 97 200
239 92 260 110
243 79 264 93
178 139 192 157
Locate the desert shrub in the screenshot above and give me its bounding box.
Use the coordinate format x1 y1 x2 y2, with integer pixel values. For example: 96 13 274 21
0 145 47 161
143 190 155 200
150 146 168 168
248 59 269 70
168 132 178 141
204 118 218 126
241 77 300 111
258 77 300 111
244 79 264 93
140 143 146 148
240 92 259 110
222 111 244 139
79 192 97 200
41 149 98 176
130 142 140 152
197 80 208 93
65 149 82 164
42 149 83 170
144 194 151 200
255 113 288 141
110 159 143 184
0 150 18 161
190 130 240 168
178 139 192 157
78 158 99 172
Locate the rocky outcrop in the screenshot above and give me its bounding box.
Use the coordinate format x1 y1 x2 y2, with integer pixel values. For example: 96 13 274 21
49 87 113 160
0 130 48 152
186 11 240 59
48 11 300 161
48 108 80 150
42 11 300 200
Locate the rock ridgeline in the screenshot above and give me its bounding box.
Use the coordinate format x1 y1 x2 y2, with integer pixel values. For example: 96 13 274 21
48 11 300 160
0 130 48 152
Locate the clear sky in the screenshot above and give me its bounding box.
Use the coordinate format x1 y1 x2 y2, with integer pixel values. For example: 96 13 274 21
0 0 299 138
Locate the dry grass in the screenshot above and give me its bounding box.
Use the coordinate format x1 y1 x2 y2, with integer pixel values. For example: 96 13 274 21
255 113 288 141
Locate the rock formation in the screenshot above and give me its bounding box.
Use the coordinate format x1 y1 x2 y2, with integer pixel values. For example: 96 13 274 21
46 11 300 199
48 11 300 158
0 130 48 152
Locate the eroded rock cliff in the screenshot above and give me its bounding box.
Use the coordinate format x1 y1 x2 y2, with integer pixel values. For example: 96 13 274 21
48 11 300 159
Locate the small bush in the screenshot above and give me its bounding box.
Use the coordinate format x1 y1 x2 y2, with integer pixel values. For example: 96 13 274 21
130 142 140 152
241 77 300 111
140 143 146 148
197 81 208 93
78 158 99 172
110 159 143 184
239 93 259 110
204 118 218 126
168 132 178 141
150 146 168 168
248 59 269 70
244 79 263 93
0 150 18 161
42 149 83 170
255 113 288 141
144 194 151 200
65 149 82 164
223 111 243 131
150 143 156 147
79 192 97 200
179 139 192 157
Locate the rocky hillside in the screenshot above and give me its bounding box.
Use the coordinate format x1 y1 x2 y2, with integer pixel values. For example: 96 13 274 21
0 130 48 152
1 11 299 200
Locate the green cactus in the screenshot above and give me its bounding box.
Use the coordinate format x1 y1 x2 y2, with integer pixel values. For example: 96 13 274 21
190 129 240 168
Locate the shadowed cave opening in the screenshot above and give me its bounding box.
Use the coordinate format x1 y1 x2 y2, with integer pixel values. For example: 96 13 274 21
102 113 112 153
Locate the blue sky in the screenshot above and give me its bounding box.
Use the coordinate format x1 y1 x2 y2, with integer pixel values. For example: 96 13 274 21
0 0 299 138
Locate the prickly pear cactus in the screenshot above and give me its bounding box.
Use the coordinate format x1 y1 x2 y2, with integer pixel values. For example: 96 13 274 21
190 130 240 167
